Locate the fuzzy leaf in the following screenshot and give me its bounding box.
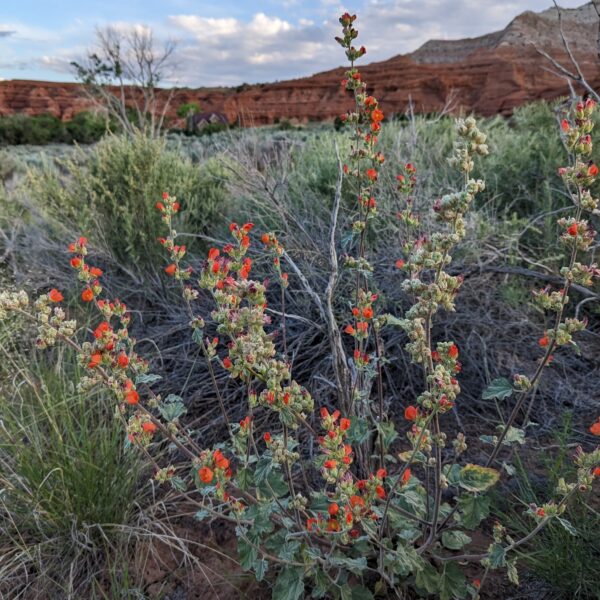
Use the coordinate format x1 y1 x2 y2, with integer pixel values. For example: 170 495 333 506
135 373 162 385
458 494 490 529
482 378 513 400
273 566 304 600
556 517 577 536
347 418 370 444
439 563 467 600
459 464 500 492
441 530 471 550
487 543 507 569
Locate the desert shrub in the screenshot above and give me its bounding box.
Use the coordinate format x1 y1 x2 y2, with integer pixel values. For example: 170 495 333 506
0 111 109 146
24 133 228 269
64 110 110 143
3 13 599 600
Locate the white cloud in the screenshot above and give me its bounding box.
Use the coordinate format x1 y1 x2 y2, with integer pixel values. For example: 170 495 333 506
0 0 589 86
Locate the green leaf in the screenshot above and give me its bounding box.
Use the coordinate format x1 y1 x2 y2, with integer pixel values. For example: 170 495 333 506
556 516 577 536
255 559 268 582
254 456 273 483
309 492 330 512
458 494 490 529
487 543 507 569
330 555 367 572
246 502 275 536
414 562 440 595
443 464 462 486
159 394 186 421
135 373 162 385
278 540 301 561
256 470 288 498
383 543 422 578
439 562 467 600
377 420 398 448
238 537 258 571
347 417 370 444
442 530 472 550
170 476 186 492
482 378 513 400
459 464 500 492
236 467 253 490
351 585 374 600
504 426 525 445
273 566 305 600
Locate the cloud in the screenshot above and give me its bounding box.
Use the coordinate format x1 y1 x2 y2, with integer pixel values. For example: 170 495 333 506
0 0 588 86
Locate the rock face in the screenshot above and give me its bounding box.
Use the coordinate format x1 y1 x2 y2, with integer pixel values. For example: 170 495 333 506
0 3 598 125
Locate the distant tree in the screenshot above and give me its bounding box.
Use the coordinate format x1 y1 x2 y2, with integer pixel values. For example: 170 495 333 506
71 26 177 138
177 102 201 134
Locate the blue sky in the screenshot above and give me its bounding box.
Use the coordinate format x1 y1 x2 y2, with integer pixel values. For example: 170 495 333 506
0 0 587 86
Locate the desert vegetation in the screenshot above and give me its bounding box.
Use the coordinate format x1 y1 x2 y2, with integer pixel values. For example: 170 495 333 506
0 12 599 600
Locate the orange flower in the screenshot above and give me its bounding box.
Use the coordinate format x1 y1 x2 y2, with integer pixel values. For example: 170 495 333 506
223 357 232 369
48 289 64 303
94 321 110 339
344 324 356 335
214 450 230 470
371 108 384 122
208 248 220 261
307 517 318 531
172 202 180 212
448 344 459 359
117 353 129 368
349 495 365 508
90 267 103 277
81 288 94 302
155 201 165 212
88 351 102 369
327 519 340 532
340 418 351 431
142 421 157 434
567 223 578 236
401 468 411 485
395 259 405 269
589 164 599 177
70 257 82 268
365 168 378 182
199 466 214 484
590 420 600 436
125 389 139 405
536 508 545 517
593 467 600 477
538 335 549 348
404 405 418 421
362 307 373 319
165 264 177 276
263 432 271 443
560 119 570 132
328 503 339 516
324 459 337 469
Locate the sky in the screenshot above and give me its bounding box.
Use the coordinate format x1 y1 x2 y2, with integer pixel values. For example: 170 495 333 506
0 0 588 87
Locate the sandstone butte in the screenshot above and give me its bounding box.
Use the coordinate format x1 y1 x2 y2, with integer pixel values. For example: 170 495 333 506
1 3 599 126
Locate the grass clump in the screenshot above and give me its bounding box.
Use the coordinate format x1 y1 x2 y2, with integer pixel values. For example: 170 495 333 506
0 321 148 598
